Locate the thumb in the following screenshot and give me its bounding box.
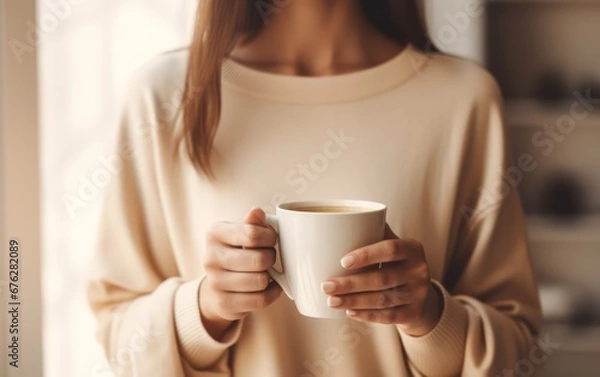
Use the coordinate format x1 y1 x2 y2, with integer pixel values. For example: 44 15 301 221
243 207 267 227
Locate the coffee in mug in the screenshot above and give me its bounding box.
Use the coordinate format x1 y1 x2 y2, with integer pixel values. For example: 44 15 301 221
292 206 369 213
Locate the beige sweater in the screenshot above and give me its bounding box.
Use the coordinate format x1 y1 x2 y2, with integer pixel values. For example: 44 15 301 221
87 45 542 377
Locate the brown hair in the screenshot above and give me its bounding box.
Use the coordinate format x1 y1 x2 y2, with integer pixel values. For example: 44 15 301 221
180 0 432 177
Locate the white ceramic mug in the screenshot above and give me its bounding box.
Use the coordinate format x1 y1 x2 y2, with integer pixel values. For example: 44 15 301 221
266 200 387 319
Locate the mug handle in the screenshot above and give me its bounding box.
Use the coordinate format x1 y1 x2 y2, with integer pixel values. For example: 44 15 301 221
265 214 294 300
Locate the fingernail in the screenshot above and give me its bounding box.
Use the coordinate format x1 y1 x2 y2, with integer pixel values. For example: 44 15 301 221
341 255 355 268
321 282 337 294
346 310 356 316
327 296 342 307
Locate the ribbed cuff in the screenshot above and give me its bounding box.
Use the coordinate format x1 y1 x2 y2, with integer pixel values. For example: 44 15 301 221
174 278 243 369
399 280 468 376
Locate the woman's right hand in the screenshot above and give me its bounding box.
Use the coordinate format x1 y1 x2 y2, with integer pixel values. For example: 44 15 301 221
200 208 283 339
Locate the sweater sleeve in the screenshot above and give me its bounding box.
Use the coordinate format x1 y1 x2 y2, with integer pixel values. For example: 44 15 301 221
398 71 542 376
86 63 242 377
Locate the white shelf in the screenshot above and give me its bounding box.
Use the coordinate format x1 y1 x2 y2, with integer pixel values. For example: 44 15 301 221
505 100 600 128
526 214 600 243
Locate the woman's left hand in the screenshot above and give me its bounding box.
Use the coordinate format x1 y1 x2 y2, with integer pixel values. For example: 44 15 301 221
321 225 443 337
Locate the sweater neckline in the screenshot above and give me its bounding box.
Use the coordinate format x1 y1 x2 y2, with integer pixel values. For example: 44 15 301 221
221 44 430 104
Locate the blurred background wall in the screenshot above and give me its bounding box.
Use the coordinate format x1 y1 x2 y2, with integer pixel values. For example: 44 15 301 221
486 3 600 374
36 1 195 376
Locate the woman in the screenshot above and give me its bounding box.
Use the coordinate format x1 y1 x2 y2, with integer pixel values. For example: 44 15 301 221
88 0 541 376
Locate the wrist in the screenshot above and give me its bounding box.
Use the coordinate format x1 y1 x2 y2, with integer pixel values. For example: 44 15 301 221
402 282 444 337
199 280 236 340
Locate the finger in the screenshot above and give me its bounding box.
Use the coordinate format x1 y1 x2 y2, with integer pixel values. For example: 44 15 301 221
208 221 277 248
244 208 279 242
346 306 414 325
211 271 272 293
219 283 282 314
322 264 408 295
244 207 267 226
206 245 276 272
327 285 412 310
341 238 422 270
